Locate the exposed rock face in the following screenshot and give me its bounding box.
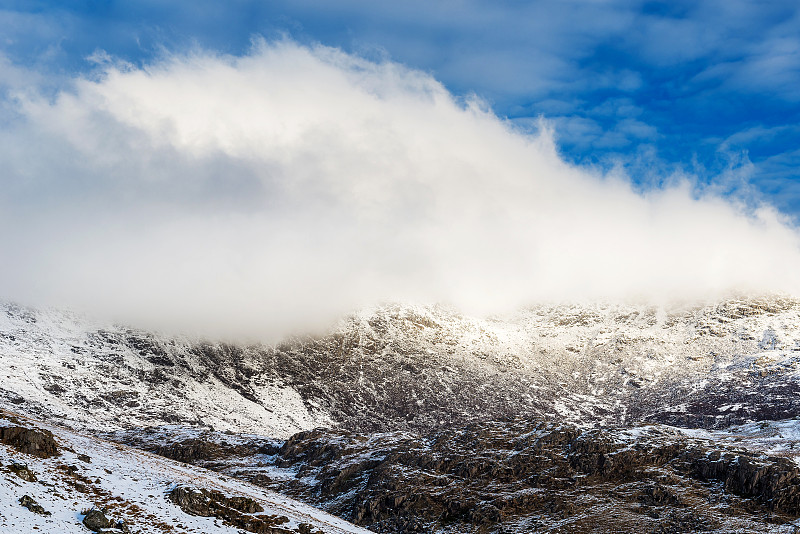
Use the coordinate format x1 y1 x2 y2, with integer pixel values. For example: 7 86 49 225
689 449 800 513
0 424 59 457
145 420 800 533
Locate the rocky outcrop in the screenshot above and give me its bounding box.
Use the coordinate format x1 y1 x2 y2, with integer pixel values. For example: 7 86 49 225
167 485 301 534
688 450 800 514
168 485 264 514
0 424 59 457
82 509 113 531
8 461 37 481
81 508 131 533
167 485 328 534
153 437 254 463
180 420 800 533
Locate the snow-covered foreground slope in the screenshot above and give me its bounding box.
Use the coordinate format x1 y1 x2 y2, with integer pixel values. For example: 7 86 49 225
0 409 371 533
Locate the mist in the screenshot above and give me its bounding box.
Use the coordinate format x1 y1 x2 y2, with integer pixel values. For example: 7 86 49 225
1 40 799 338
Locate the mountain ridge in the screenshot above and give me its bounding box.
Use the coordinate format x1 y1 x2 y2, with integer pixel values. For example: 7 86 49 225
4 296 800 436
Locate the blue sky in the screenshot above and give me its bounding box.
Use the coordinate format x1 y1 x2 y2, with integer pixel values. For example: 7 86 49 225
2 1 799 216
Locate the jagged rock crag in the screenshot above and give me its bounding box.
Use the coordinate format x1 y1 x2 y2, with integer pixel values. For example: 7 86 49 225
143 420 800 533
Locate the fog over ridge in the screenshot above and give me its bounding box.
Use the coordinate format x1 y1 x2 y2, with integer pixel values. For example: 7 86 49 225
0 39 798 337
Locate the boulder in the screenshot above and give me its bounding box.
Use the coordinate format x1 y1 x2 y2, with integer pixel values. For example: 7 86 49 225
0 424 60 457
8 461 37 482
18 495 49 515
82 508 112 531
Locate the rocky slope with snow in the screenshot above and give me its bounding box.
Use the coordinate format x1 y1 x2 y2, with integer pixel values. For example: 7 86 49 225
0 408 371 533
107 418 800 533
4 296 800 435
5 296 800 531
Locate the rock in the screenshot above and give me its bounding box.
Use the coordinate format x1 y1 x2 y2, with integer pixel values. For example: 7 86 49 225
43 383 66 395
8 461 37 482
167 485 294 533
18 495 49 515
297 524 324 534
153 437 250 463
222 419 800 533
82 508 112 531
0 424 60 457
637 484 682 506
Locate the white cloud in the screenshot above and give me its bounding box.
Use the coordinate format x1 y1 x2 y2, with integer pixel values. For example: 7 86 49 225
1 40 800 338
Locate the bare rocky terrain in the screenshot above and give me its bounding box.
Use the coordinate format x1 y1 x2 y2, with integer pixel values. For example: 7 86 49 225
109 419 800 533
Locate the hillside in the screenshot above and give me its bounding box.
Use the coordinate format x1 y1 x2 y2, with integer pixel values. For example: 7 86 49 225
4 297 800 435
0 408 371 533
5 297 800 532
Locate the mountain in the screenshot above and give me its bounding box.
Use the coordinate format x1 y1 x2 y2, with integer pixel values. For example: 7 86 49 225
5 296 800 434
4 296 800 532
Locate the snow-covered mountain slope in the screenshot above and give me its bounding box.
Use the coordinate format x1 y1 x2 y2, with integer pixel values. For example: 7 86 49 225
4 296 800 437
0 303 332 437
6 297 800 533
0 408 371 533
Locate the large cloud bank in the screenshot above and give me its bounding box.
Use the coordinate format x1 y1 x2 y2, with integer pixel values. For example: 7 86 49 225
1 40 799 336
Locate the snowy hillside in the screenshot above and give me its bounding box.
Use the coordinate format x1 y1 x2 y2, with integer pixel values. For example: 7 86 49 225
7 297 800 532
4 296 800 437
0 408 371 533
0 303 331 438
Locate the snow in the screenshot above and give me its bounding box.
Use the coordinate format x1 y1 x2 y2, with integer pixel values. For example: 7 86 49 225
0 410 372 533
674 419 800 465
0 302 330 438
5 296 800 445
